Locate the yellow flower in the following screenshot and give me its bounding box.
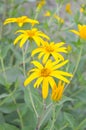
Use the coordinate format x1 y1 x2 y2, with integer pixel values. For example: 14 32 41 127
44 11 51 17
4 16 39 27
65 3 72 14
24 59 73 99
36 0 46 11
70 24 86 39
67 45 72 53
80 7 84 13
14 28 50 47
31 41 67 63
51 81 64 101
54 14 64 24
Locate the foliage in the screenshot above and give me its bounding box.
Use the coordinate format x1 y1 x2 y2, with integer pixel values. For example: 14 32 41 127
0 0 86 130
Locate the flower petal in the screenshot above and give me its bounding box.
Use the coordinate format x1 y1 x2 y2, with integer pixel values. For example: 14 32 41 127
42 78 49 99
24 72 39 86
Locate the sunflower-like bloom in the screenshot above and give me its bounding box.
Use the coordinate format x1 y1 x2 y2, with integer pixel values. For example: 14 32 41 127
31 41 67 63
4 16 39 27
65 3 72 14
70 24 86 39
14 28 50 47
51 81 64 101
24 60 73 99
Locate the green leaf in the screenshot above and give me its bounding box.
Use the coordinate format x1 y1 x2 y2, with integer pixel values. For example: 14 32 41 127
58 96 74 105
75 118 86 130
0 123 19 130
64 112 76 129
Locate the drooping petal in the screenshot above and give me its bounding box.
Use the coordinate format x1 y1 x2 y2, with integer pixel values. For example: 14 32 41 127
42 78 49 99
42 53 50 63
38 52 44 59
48 77 56 89
33 36 43 46
31 48 43 56
14 34 24 45
19 36 28 47
34 77 43 88
24 72 39 86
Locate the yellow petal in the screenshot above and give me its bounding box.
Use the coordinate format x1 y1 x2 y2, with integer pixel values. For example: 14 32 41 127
34 77 43 88
38 52 44 59
24 72 39 86
31 61 43 69
14 34 24 45
31 48 43 56
48 77 56 89
19 36 28 48
70 30 80 36
52 60 69 70
42 53 49 63
78 24 82 31
3 18 16 25
51 72 70 83
42 79 48 99
57 70 73 77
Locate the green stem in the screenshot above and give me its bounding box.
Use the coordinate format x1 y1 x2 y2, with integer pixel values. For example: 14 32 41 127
48 4 62 26
22 46 38 118
65 45 83 90
0 57 7 83
27 87 38 118
11 95 24 129
50 103 56 130
22 48 26 77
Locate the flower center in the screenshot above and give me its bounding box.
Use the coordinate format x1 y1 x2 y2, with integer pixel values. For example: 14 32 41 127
41 68 50 77
80 26 86 39
17 17 27 23
27 30 36 37
45 46 54 52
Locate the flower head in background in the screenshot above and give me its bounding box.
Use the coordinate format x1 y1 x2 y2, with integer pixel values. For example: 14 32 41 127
70 24 86 39
36 0 46 11
65 3 72 14
51 81 64 101
4 16 39 27
14 28 50 47
24 59 73 99
54 14 64 24
44 10 51 17
32 41 67 63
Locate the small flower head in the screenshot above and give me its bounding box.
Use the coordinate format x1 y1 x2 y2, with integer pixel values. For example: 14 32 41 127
54 14 64 24
14 28 50 47
51 81 64 101
4 16 39 27
70 24 86 39
44 11 51 17
36 0 46 11
80 7 84 13
65 3 72 14
24 59 73 99
32 41 67 63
